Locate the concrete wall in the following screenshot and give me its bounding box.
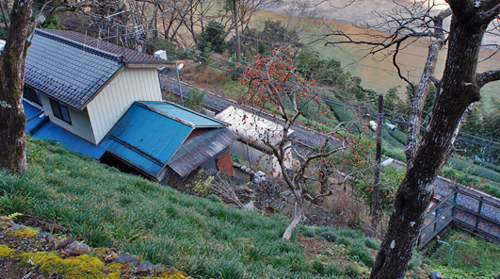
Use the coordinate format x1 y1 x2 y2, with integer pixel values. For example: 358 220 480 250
230 141 295 177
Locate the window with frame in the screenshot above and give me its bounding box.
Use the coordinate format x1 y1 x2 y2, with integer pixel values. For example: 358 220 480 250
49 98 72 124
23 86 42 106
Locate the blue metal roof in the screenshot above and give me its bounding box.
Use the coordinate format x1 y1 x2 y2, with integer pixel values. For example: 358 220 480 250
140 101 229 128
23 100 47 133
99 101 195 179
31 121 106 159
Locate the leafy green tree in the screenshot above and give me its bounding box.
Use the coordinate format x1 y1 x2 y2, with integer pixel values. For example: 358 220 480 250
384 86 400 111
198 21 226 54
184 88 206 112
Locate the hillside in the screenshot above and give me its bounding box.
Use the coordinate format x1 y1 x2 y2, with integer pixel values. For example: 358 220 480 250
0 137 430 278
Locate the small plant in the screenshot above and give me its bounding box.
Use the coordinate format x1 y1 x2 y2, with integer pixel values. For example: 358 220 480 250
325 263 343 276
345 264 361 277
184 88 206 112
302 230 315 238
364 238 380 250
207 194 222 203
193 176 214 196
311 260 325 275
348 247 375 268
320 231 338 243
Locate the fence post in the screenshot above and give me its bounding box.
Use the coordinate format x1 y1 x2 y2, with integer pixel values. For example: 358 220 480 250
452 186 459 218
475 195 484 229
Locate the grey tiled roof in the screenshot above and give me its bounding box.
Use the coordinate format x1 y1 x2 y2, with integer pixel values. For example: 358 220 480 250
25 29 124 110
43 29 172 65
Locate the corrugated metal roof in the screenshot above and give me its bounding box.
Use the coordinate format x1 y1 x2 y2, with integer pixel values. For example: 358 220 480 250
99 101 194 179
168 128 238 177
214 106 294 150
25 29 124 110
140 101 230 128
42 29 172 66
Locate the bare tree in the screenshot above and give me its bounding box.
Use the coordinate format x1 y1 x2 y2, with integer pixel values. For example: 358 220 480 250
237 49 368 240
318 1 500 278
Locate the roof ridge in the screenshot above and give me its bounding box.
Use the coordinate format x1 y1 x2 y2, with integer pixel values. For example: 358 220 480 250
35 29 123 62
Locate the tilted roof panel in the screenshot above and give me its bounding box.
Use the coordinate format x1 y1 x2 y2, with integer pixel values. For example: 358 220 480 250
99 102 194 179
168 128 238 177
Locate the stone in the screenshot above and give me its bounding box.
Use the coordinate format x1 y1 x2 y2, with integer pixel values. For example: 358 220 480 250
65 240 91 254
429 271 445 279
233 163 241 168
240 165 247 171
35 232 57 242
115 253 139 267
256 171 265 177
243 201 255 210
135 260 154 273
11 224 26 231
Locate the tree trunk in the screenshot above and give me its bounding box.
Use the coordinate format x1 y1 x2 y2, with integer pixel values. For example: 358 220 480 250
370 8 488 279
0 0 33 173
282 189 303 241
233 0 241 63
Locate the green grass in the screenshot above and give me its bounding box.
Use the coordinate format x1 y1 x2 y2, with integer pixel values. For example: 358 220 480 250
426 230 500 279
1 137 390 279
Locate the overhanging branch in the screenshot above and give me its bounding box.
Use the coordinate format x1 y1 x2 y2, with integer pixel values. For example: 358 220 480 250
476 68 500 87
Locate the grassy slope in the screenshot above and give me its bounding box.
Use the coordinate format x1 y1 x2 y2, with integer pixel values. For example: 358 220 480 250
1 137 403 279
426 230 500 278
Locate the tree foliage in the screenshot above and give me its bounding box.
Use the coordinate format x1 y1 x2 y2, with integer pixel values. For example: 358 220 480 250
198 21 226 54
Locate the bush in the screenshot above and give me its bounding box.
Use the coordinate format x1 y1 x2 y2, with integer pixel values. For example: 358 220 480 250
364 238 380 250
311 260 325 275
184 88 206 112
319 231 338 243
325 263 343 276
198 21 226 54
302 230 315 238
345 264 361 277
207 194 222 203
348 247 375 268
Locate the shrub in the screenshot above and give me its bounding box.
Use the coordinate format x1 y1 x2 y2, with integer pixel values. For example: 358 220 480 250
364 238 381 250
198 21 226 54
184 88 207 112
345 264 361 277
348 247 375 268
207 194 222 203
302 230 315 238
319 231 338 243
325 263 343 276
311 260 325 275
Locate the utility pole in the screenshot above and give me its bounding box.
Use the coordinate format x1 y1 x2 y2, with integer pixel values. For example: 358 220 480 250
372 94 383 231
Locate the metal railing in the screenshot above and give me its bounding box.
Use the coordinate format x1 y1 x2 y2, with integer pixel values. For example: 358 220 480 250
417 185 500 250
